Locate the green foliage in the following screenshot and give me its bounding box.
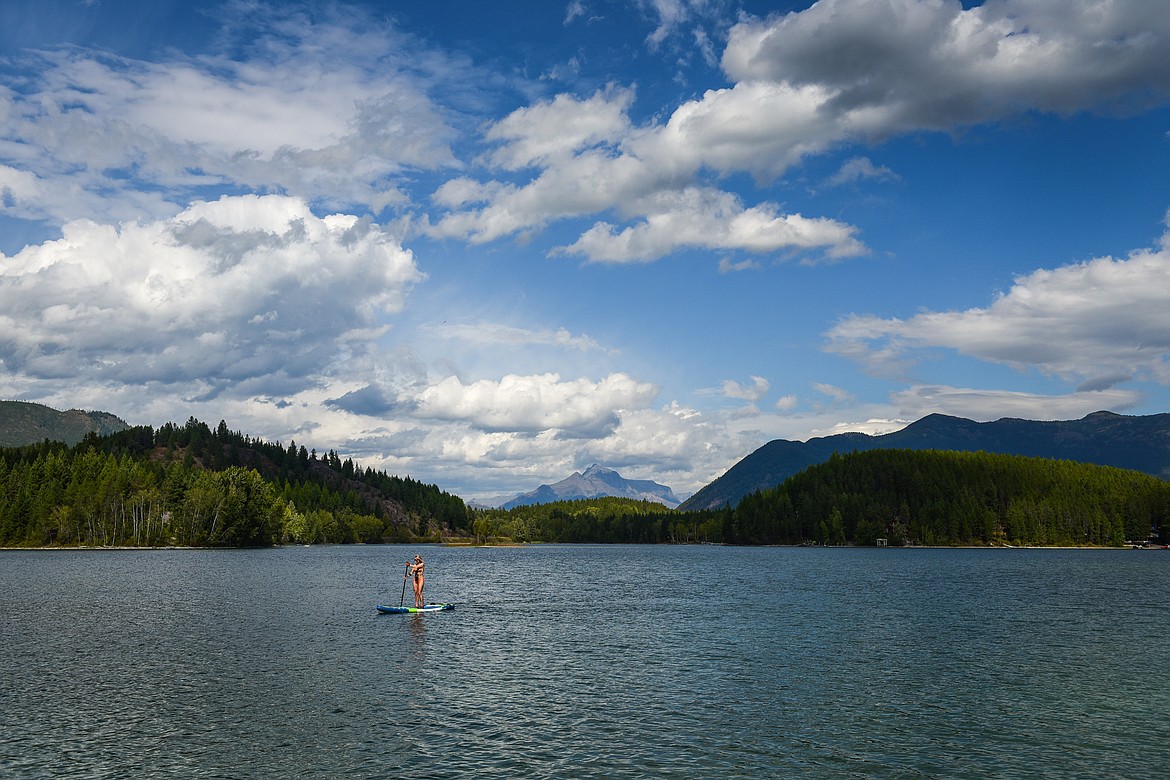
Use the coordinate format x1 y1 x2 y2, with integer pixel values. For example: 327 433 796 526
681 410 1170 512
431 450 1170 549
171 467 282 546
7 426 1164 551
0 417 469 548
724 449 1169 547
470 496 716 544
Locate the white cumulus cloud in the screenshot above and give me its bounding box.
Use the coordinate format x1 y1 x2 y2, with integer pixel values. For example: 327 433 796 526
431 0 1170 265
723 0 1170 134
414 372 659 437
0 194 423 395
826 214 1170 386
557 186 865 263
0 10 458 227
723 376 771 402
428 83 868 263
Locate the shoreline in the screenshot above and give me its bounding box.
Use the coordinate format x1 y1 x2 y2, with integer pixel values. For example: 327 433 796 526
3 542 1159 552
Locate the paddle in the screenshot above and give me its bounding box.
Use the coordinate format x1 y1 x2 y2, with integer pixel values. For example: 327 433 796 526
400 562 409 607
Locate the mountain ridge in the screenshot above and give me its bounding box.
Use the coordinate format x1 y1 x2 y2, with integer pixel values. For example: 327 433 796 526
0 400 129 448
680 410 1170 511
501 464 681 509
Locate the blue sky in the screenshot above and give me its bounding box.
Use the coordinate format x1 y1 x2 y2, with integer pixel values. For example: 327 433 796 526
2 0 1169 502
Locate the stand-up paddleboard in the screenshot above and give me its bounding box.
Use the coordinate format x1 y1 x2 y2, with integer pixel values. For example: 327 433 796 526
377 603 455 614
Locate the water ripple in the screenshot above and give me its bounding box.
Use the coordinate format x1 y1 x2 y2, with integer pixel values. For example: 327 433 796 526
2 545 1168 777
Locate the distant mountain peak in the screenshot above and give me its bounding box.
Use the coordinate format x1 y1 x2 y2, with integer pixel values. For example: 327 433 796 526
1083 410 1123 421
500 465 680 509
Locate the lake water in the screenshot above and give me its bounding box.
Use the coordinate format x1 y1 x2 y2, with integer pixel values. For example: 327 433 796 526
2 545 1168 778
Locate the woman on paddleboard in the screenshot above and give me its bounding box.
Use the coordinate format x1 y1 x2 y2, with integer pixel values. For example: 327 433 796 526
406 555 425 607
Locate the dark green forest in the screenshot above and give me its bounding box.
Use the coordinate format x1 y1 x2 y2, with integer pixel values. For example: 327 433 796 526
471 496 711 544
468 449 1168 547
3 421 1167 549
0 417 470 548
727 449 1168 547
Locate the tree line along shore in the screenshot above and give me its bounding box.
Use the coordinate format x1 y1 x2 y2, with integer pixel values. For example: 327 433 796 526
1 418 1166 549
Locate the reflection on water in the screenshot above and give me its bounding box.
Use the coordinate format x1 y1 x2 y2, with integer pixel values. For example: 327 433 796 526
2 545 1169 778
406 613 427 664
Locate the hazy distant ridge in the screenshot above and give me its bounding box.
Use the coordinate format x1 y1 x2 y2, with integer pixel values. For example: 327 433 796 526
0 401 129 448
501 464 681 509
681 411 1170 511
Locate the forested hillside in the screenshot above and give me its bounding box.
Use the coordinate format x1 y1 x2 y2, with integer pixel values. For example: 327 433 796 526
0 417 469 548
465 449 1169 548
683 410 1170 510
6 424 1166 549
0 400 129 448
727 449 1169 547
471 496 705 544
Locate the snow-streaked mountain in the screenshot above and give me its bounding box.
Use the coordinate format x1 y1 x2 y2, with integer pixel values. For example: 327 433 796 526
499 465 681 509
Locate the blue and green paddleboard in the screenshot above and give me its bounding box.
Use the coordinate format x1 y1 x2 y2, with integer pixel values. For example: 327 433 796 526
377 603 455 614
